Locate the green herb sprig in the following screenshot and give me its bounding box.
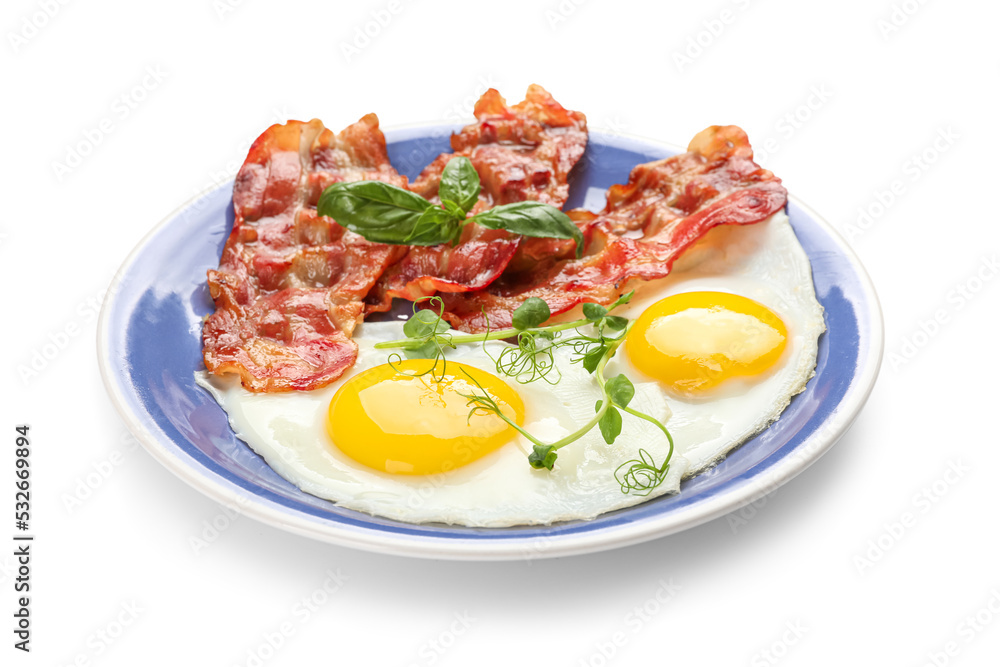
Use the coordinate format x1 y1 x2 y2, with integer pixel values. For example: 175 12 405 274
384 297 456 383
317 157 584 257
375 293 675 496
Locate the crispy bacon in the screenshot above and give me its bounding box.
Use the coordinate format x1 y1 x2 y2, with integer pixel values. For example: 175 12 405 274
368 85 588 311
203 116 405 392
437 126 788 332
410 84 588 207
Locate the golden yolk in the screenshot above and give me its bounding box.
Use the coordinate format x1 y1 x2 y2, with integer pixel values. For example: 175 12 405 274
326 360 524 475
627 291 788 398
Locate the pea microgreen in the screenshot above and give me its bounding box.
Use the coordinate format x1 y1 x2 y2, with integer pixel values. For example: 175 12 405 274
375 290 675 496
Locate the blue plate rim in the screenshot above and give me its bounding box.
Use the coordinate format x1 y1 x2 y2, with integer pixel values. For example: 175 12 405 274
97 125 884 560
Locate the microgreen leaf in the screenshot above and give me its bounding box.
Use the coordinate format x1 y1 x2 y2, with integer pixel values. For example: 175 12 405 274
403 308 446 339
598 405 623 444
609 291 635 309
605 374 635 407
512 297 551 330
438 157 481 214
582 303 607 321
470 201 585 258
403 340 440 360
317 181 432 244
603 315 628 331
581 345 607 374
528 444 558 471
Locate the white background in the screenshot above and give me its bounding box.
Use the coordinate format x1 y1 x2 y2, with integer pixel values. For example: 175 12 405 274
3 0 999 664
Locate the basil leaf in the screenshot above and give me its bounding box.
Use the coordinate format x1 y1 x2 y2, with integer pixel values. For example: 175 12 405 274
439 157 481 214
603 315 628 331
318 181 432 244
528 444 558 471
404 206 462 246
441 198 467 222
606 374 635 408
512 297 551 330
403 309 446 339
470 201 585 258
599 405 623 444
582 303 607 321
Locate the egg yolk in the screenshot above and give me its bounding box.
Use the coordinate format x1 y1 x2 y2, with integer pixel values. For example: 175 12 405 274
627 291 788 397
326 360 524 475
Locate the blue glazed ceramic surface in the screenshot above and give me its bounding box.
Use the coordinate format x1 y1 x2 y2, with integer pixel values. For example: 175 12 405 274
98 126 882 560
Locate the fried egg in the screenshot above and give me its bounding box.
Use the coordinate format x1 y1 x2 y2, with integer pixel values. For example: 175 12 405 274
197 323 685 526
607 211 826 475
196 211 824 526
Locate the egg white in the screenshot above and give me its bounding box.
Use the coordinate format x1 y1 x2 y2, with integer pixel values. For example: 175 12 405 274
196 211 824 526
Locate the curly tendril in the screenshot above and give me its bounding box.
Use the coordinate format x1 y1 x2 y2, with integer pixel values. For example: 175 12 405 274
615 449 671 496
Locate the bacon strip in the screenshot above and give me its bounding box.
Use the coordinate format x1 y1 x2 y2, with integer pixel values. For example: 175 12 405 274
203 116 405 392
410 84 588 207
367 85 588 311
437 126 788 332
